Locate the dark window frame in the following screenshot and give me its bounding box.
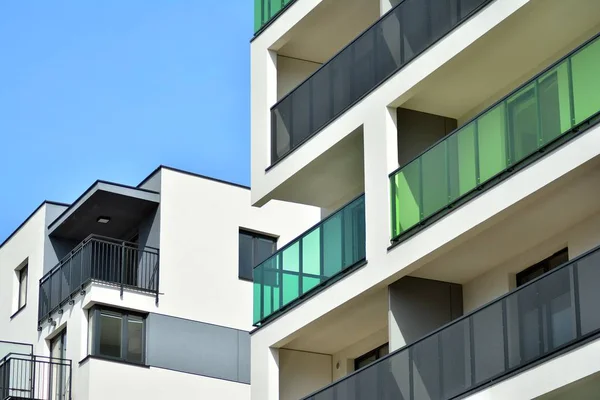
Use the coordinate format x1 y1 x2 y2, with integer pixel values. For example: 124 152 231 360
88 306 147 365
354 343 390 371
238 229 278 281
516 248 569 287
17 264 28 309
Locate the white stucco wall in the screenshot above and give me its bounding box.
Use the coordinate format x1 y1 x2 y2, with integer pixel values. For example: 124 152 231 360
157 168 321 331
84 357 250 400
277 56 321 100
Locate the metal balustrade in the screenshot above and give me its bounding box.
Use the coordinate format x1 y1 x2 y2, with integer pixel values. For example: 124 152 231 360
253 195 366 326
270 0 493 164
0 353 71 400
303 243 600 400
390 34 600 242
38 235 159 325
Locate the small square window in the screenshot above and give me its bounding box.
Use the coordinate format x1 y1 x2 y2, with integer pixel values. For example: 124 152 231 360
238 230 277 281
89 307 146 364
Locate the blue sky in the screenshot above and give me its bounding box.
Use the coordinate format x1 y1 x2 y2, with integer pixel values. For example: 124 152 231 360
0 1 252 243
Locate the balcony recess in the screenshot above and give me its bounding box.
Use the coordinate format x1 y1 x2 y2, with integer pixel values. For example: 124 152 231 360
270 0 494 164
390 34 600 242
303 242 600 399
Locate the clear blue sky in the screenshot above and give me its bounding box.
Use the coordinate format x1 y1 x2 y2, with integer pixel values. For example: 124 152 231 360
0 1 252 243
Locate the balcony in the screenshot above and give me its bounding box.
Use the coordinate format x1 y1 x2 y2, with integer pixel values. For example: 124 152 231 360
253 195 365 326
38 235 160 324
302 242 600 399
254 0 295 34
270 0 493 164
390 34 600 242
0 353 71 400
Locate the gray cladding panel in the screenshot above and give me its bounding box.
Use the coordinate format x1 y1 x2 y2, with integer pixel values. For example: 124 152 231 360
146 314 250 384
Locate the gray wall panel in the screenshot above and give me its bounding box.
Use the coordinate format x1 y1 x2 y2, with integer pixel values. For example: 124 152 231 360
146 313 250 384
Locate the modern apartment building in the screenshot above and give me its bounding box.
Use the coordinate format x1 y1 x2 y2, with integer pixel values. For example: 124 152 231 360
0 166 320 400
250 0 600 399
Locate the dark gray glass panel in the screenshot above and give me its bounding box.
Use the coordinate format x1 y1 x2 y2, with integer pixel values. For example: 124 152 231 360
576 251 600 335
471 301 504 384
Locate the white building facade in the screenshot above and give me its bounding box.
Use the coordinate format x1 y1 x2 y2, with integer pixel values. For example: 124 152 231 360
250 0 600 399
0 166 320 400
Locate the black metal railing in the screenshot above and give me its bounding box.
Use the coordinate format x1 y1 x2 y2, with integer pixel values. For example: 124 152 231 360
271 0 493 164
38 235 160 324
303 244 600 399
0 353 71 400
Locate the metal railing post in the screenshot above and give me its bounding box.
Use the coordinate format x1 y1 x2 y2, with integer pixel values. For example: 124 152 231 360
120 241 125 297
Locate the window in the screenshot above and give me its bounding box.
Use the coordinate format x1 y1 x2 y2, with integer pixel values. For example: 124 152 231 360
239 229 277 281
88 307 146 364
17 264 28 309
516 248 569 286
354 343 389 371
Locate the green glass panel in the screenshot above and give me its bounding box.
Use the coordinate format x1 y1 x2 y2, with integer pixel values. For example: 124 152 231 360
448 122 477 202
478 104 508 182
254 0 262 32
253 281 261 324
282 242 300 272
393 158 422 237
421 141 448 219
538 62 572 144
322 214 343 277
272 286 280 312
302 276 321 294
572 38 600 124
263 285 272 317
507 83 539 161
282 273 299 306
302 228 321 276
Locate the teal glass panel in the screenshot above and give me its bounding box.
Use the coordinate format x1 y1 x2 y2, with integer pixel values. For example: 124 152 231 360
322 214 343 277
392 158 421 237
342 200 366 268
478 104 508 182
253 282 261 324
421 140 448 219
282 273 299 306
447 122 477 202
302 228 321 275
270 0 283 17
507 83 539 161
254 0 262 33
282 242 300 272
253 196 366 325
571 38 600 124
302 276 321 294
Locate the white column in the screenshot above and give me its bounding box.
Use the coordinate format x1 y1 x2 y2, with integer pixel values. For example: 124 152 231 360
251 342 280 400
250 45 279 205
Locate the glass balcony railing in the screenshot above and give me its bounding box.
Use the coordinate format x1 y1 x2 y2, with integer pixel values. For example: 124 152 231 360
38 235 160 324
253 195 365 325
303 243 600 400
254 0 295 33
271 0 493 164
390 34 600 241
